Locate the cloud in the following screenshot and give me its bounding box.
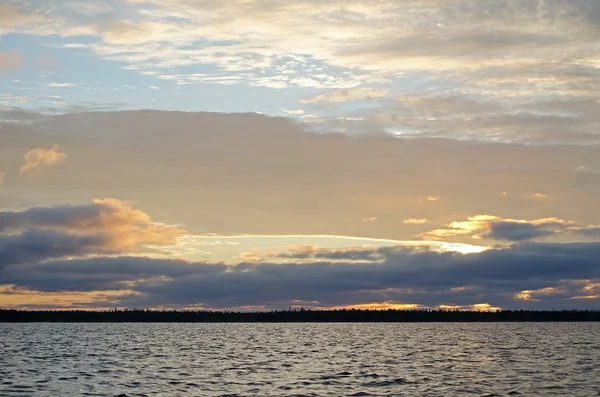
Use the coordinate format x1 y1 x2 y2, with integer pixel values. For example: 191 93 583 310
0 172 4 185
2 241 600 310
281 109 305 115
99 20 169 45
0 50 22 73
19 144 67 177
403 218 428 225
2 1 600 143
423 196 441 202
360 217 377 223
0 199 185 271
301 87 389 104
245 245 386 262
420 214 600 243
0 4 43 32
48 83 77 88
487 221 557 242
1 110 599 239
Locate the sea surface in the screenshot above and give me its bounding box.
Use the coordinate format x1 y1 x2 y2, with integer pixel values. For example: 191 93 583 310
1 323 599 396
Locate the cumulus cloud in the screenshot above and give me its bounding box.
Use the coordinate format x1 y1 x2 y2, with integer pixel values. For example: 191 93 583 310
19 144 67 177
0 199 185 271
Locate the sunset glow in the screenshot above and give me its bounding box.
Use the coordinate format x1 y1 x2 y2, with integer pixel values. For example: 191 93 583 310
1 0 599 311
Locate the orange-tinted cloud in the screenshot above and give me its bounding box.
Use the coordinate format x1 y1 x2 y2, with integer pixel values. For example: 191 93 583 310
19 144 67 177
403 218 428 225
419 214 594 242
0 284 139 310
85 198 186 251
0 198 186 254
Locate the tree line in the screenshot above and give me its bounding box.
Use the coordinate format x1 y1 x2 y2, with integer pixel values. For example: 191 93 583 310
1 308 599 322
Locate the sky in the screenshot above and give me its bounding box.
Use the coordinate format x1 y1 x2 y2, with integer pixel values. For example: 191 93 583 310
1 0 600 311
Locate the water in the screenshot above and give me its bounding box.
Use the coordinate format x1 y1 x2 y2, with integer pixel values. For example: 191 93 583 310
1 323 599 396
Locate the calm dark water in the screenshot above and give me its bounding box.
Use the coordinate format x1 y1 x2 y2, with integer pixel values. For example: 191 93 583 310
1 323 599 396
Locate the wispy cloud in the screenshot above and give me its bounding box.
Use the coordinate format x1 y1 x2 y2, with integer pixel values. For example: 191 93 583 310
301 87 389 104
19 144 67 177
48 83 77 88
360 217 378 223
422 196 441 203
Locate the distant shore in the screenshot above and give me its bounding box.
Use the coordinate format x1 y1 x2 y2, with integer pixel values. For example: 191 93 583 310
1 308 599 322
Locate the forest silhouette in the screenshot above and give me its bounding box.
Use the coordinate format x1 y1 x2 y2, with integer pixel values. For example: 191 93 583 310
2 308 599 322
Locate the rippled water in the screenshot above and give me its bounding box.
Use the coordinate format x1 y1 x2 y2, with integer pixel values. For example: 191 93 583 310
1 323 600 396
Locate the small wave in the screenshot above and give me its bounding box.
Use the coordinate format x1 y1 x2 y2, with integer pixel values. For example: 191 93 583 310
285 394 318 397
362 378 416 387
319 371 353 380
358 373 381 378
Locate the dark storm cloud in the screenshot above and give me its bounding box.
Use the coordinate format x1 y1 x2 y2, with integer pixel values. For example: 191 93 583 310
2 242 599 310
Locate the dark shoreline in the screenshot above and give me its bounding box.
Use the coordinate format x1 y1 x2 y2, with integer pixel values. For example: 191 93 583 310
2 308 600 322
